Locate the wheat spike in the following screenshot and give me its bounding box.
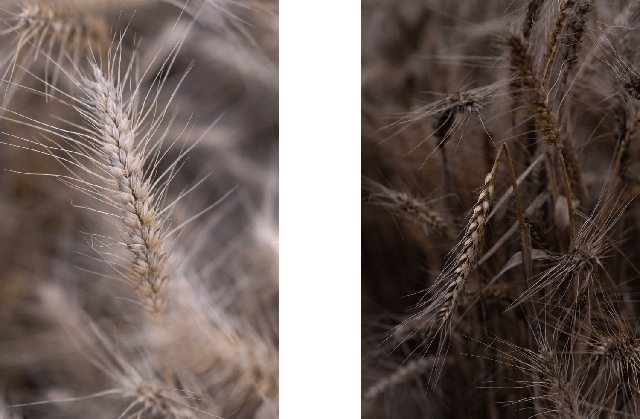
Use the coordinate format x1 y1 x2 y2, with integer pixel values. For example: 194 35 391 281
436 170 494 324
542 0 578 88
508 32 576 237
79 62 170 323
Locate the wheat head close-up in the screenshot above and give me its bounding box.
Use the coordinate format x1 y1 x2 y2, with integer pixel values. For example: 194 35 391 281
362 0 640 418
0 0 278 418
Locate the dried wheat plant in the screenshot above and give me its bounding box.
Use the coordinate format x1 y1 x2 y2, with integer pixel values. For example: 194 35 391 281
0 0 278 418
362 0 640 418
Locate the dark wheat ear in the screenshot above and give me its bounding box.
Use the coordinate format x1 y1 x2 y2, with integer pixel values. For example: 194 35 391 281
363 178 452 240
600 0 640 102
381 80 514 185
388 80 507 136
508 198 623 311
507 32 577 238
505 336 588 419
560 0 593 85
522 0 544 40
542 0 578 90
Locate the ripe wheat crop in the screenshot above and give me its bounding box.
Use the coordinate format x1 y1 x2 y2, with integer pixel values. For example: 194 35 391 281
0 0 278 418
362 0 640 417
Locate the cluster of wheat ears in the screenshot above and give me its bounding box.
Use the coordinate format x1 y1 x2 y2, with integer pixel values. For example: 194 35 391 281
0 0 278 418
362 0 640 417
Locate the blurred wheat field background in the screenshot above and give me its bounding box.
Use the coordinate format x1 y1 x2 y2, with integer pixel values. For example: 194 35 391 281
362 0 640 418
0 0 278 418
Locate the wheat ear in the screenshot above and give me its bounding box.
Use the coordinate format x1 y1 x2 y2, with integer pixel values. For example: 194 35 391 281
522 0 544 40
435 171 494 323
79 62 170 324
542 0 578 90
390 159 498 388
532 349 585 418
560 0 592 85
363 358 436 402
508 33 576 238
436 143 525 325
363 179 451 239
2 1 110 98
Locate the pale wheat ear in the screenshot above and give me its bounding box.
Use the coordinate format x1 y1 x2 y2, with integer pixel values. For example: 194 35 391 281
0 0 114 107
66 52 234 323
0 16 228 323
0 19 226 322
